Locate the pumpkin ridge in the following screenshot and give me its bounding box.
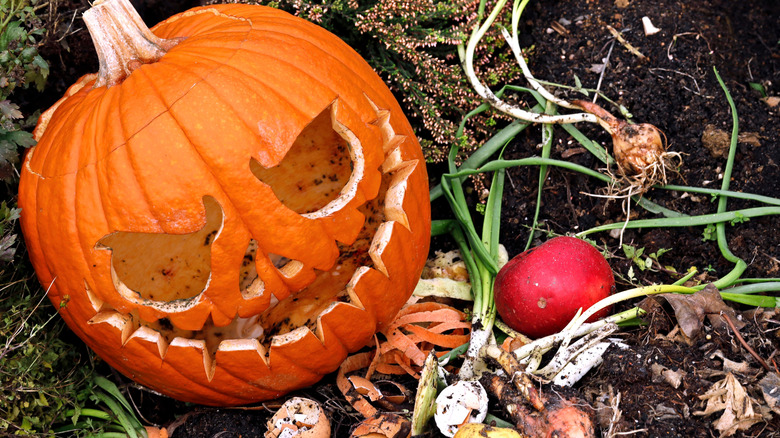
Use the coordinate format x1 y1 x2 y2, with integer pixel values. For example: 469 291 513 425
25 93 88 177
169 59 314 164
111 81 167 229
158 6 252 30
229 40 388 123
212 348 278 394
173 14 393 121
189 59 329 161
200 6 395 108
34 90 108 178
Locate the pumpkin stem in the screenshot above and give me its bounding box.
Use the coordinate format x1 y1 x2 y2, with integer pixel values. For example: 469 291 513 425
83 0 181 88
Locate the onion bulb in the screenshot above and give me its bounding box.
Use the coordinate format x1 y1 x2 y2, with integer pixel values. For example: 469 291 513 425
573 100 679 188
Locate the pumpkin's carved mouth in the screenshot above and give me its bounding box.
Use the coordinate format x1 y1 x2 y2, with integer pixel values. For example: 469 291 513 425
87 100 417 371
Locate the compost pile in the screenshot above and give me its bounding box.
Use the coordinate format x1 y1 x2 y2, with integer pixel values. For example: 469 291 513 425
15 0 780 436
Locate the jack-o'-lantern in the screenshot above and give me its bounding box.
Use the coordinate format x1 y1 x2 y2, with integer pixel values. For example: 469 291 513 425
18 0 430 406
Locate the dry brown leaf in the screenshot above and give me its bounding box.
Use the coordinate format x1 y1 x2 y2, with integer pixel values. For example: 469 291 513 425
651 363 685 389
694 373 768 437
658 284 744 339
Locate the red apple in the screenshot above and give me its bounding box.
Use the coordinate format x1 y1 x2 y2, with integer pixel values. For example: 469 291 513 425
494 236 615 338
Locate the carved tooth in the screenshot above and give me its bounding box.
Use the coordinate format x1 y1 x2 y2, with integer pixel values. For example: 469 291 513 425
84 282 105 312
384 162 418 232
365 96 409 158
381 146 405 174
345 266 371 310
317 301 375 352
127 325 169 359
369 107 396 149
368 222 393 278
216 338 270 367
88 311 134 345
166 338 216 382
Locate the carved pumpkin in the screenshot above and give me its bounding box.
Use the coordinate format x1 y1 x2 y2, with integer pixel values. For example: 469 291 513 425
18 0 430 406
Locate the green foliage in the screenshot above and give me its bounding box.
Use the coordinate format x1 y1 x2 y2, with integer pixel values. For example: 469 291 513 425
55 377 152 437
702 223 717 241
622 245 671 272
0 278 96 435
0 6 89 433
0 202 96 435
1 0 48 181
729 211 749 225
748 81 767 98
0 199 98 436
0 0 49 94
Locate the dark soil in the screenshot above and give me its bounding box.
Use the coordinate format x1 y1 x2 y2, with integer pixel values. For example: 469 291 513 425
21 0 779 437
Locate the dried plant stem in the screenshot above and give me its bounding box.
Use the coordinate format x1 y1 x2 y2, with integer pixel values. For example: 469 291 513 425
500 27 580 111
460 0 600 126
721 312 770 371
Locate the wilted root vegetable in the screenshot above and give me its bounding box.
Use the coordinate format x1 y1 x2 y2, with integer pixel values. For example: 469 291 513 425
573 100 683 194
482 373 596 438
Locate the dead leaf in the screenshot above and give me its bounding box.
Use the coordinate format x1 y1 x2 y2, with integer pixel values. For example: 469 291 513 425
0 100 23 120
762 96 780 107
658 284 744 339
738 132 761 147
694 373 768 437
651 363 685 389
712 351 761 376
702 125 731 158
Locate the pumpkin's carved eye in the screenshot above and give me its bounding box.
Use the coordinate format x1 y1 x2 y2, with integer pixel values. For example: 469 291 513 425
97 195 223 308
250 102 353 215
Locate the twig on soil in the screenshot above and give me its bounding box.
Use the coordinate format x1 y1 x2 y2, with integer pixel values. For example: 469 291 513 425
592 39 616 104
605 25 646 59
720 312 770 372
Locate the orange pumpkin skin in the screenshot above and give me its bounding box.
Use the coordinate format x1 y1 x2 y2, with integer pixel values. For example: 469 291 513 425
19 3 430 406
